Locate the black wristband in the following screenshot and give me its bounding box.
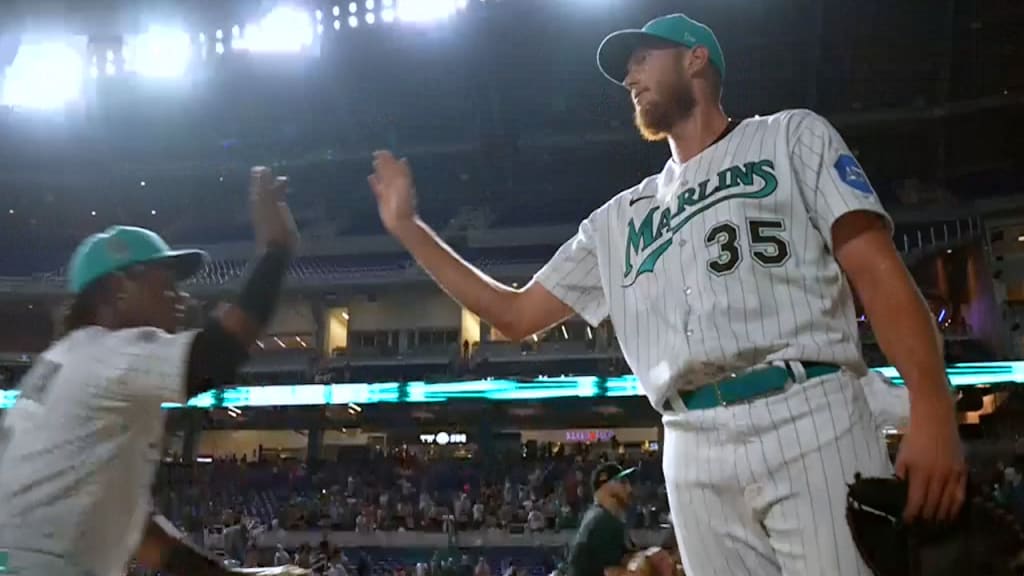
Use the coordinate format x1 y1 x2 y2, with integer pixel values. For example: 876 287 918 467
238 243 291 328
186 319 251 397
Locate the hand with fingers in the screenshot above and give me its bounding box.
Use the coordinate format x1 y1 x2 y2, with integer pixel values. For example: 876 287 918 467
367 150 418 235
250 166 299 253
895 392 967 524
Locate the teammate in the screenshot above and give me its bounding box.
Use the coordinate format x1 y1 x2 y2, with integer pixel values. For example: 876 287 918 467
368 12 965 576
567 463 635 576
0 168 305 576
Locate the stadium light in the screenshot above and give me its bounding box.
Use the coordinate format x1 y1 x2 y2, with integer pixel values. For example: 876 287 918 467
1 41 85 110
125 26 192 78
234 6 314 54
397 0 466 23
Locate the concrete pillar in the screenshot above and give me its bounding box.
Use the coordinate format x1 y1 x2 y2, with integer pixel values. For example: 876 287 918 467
307 422 324 465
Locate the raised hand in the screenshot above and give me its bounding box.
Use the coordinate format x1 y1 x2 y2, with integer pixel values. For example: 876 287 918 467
367 150 418 235
250 166 299 253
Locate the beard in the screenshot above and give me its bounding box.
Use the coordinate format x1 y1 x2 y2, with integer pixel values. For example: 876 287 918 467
633 75 697 142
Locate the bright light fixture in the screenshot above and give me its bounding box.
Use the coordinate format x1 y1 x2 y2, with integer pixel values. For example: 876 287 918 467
234 6 314 54
398 0 462 23
125 26 192 78
1 41 85 110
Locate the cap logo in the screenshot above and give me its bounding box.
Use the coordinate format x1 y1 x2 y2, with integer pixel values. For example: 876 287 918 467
683 32 696 44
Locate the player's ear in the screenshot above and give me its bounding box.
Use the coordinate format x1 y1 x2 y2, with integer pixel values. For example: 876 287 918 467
685 46 709 77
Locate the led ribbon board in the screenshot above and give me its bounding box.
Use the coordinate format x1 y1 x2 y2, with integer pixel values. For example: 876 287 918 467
0 362 1022 410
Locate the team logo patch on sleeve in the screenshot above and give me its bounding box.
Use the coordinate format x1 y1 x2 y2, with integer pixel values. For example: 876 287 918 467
834 153 874 196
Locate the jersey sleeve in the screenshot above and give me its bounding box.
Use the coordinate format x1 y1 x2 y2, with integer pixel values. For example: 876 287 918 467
789 110 894 250
103 327 199 405
533 215 608 327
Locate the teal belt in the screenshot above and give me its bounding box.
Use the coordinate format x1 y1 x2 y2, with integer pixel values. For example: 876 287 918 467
669 362 841 411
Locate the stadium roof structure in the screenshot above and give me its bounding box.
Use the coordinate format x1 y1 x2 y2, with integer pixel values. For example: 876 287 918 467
0 0 1018 256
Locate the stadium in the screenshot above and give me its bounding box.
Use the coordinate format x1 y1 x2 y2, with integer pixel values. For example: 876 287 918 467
0 0 1021 575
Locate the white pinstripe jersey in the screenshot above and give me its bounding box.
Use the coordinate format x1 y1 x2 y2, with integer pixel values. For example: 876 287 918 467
535 109 892 412
0 326 196 576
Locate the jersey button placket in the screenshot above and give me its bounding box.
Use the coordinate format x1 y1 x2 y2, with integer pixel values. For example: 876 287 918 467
683 286 695 338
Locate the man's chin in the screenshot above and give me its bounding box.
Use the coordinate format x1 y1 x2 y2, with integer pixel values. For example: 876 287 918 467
634 111 671 142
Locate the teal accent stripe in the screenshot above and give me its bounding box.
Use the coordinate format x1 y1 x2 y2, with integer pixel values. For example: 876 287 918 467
1 361 1023 409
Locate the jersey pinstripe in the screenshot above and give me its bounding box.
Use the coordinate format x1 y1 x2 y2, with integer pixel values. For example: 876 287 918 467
0 326 195 576
535 109 891 412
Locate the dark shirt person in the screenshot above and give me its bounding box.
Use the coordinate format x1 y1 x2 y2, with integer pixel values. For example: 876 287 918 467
567 463 636 576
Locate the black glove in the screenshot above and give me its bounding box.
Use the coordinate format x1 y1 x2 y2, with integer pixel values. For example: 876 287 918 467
846 473 1024 576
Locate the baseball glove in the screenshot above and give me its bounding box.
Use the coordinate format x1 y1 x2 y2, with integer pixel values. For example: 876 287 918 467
846 473 1024 576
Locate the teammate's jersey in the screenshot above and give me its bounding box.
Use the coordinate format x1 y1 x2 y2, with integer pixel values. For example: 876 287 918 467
535 109 891 411
0 325 196 576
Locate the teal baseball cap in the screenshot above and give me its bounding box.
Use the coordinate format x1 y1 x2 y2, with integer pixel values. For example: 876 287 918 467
68 225 208 294
597 13 725 86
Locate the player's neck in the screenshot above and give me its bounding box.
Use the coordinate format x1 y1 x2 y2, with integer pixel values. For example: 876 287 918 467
667 103 730 164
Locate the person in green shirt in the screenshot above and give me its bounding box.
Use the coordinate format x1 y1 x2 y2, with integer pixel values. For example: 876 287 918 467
567 463 637 576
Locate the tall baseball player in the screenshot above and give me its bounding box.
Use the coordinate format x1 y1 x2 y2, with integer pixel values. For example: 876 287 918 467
0 168 306 576
369 12 966 576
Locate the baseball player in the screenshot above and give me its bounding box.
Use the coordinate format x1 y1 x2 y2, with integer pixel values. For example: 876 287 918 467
0 168 306 576
567 463 636 576
369 12 966 576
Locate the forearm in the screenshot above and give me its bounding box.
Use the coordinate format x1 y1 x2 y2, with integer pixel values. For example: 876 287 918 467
859 267 951 405
222 242 293 346
136 515 232 576
392 217 520 335
185 243 292 398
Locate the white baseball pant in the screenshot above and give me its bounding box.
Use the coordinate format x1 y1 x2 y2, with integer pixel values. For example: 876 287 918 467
662 367 893 576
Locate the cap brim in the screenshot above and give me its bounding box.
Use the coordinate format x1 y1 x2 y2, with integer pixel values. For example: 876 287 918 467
597 30 680 86
612 467 637 482
154 249 208 283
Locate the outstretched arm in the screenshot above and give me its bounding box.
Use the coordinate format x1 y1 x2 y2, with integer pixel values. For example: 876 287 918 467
183 167 299 399
368 151 575 340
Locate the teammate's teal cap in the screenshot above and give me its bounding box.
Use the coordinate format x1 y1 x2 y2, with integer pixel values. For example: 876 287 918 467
597 14 725 86
68 225 207 294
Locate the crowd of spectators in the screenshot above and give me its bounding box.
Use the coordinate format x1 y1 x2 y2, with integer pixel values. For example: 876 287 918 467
153 445 669 541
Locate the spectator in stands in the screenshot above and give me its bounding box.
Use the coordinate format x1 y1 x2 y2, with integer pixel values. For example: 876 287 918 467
328 550 349 576
222 514 247 564
312 539 330 575
274 544 291 566
472 500 486 529
474 557 491 576
356 552 371 576
295 544 311 569
458 555 475 576
527 506 546 532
